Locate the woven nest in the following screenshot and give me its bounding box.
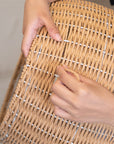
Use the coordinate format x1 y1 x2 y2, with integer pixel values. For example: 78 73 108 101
0 0 114 143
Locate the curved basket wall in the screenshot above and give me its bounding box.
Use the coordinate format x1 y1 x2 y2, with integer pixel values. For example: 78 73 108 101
0 0 114 143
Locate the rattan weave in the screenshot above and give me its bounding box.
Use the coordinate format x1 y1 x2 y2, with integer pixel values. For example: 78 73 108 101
0 0 114 143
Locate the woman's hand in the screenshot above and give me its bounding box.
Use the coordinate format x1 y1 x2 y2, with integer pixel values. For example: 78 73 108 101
22 0 61 57
50 65 114 126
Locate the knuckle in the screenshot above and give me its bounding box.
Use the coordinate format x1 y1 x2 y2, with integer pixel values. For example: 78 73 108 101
81 89 88 96
79 85 88 96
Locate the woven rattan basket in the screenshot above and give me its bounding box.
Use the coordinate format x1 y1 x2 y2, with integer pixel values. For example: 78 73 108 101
0 0 114 143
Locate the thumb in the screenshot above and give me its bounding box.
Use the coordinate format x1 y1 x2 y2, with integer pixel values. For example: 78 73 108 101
43 16 62 41
21 26 37 57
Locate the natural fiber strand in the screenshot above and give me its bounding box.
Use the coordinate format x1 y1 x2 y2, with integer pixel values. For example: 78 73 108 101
0 0 114 144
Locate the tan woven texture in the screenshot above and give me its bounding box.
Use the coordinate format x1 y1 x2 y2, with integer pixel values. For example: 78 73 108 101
0 0 114 143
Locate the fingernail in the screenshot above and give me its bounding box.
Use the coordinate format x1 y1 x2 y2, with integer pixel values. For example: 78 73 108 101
55 34 62 41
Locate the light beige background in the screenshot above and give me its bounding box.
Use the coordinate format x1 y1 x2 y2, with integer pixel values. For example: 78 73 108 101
0 0 24 108
0 0 114 109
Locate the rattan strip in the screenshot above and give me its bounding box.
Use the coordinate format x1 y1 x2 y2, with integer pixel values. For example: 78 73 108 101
0 0 114 144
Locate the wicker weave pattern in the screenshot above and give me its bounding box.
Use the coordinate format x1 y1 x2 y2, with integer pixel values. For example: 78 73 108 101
0 0 114 143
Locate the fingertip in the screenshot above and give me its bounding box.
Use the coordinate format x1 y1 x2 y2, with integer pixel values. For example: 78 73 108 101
21 49 28 58
54 33 62 41
56 65 63 73
23 45 29 57
49 31 62 41
57 64 68 71
56 65 66 80
21 39 29 58
24 50 28 58
44 17 62 41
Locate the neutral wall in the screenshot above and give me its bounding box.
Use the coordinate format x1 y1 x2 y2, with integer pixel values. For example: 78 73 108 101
0 0 114 108
0 0 24 108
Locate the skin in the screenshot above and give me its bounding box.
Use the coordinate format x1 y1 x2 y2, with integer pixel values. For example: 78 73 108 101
22 0 114 126
51 65 114 126
22 0 61 57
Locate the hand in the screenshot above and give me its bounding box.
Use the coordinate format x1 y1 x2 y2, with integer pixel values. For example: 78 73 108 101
50 65 114 126
22 0 61 57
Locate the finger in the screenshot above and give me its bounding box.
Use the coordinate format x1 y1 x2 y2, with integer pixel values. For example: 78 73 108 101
54 106 73 120
62 65 80 81
63 65 93 84
52 79 76 105
80 75 95 84
56 65 81 92
21 26 37 57
43 15 62 41
50 94 72 114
